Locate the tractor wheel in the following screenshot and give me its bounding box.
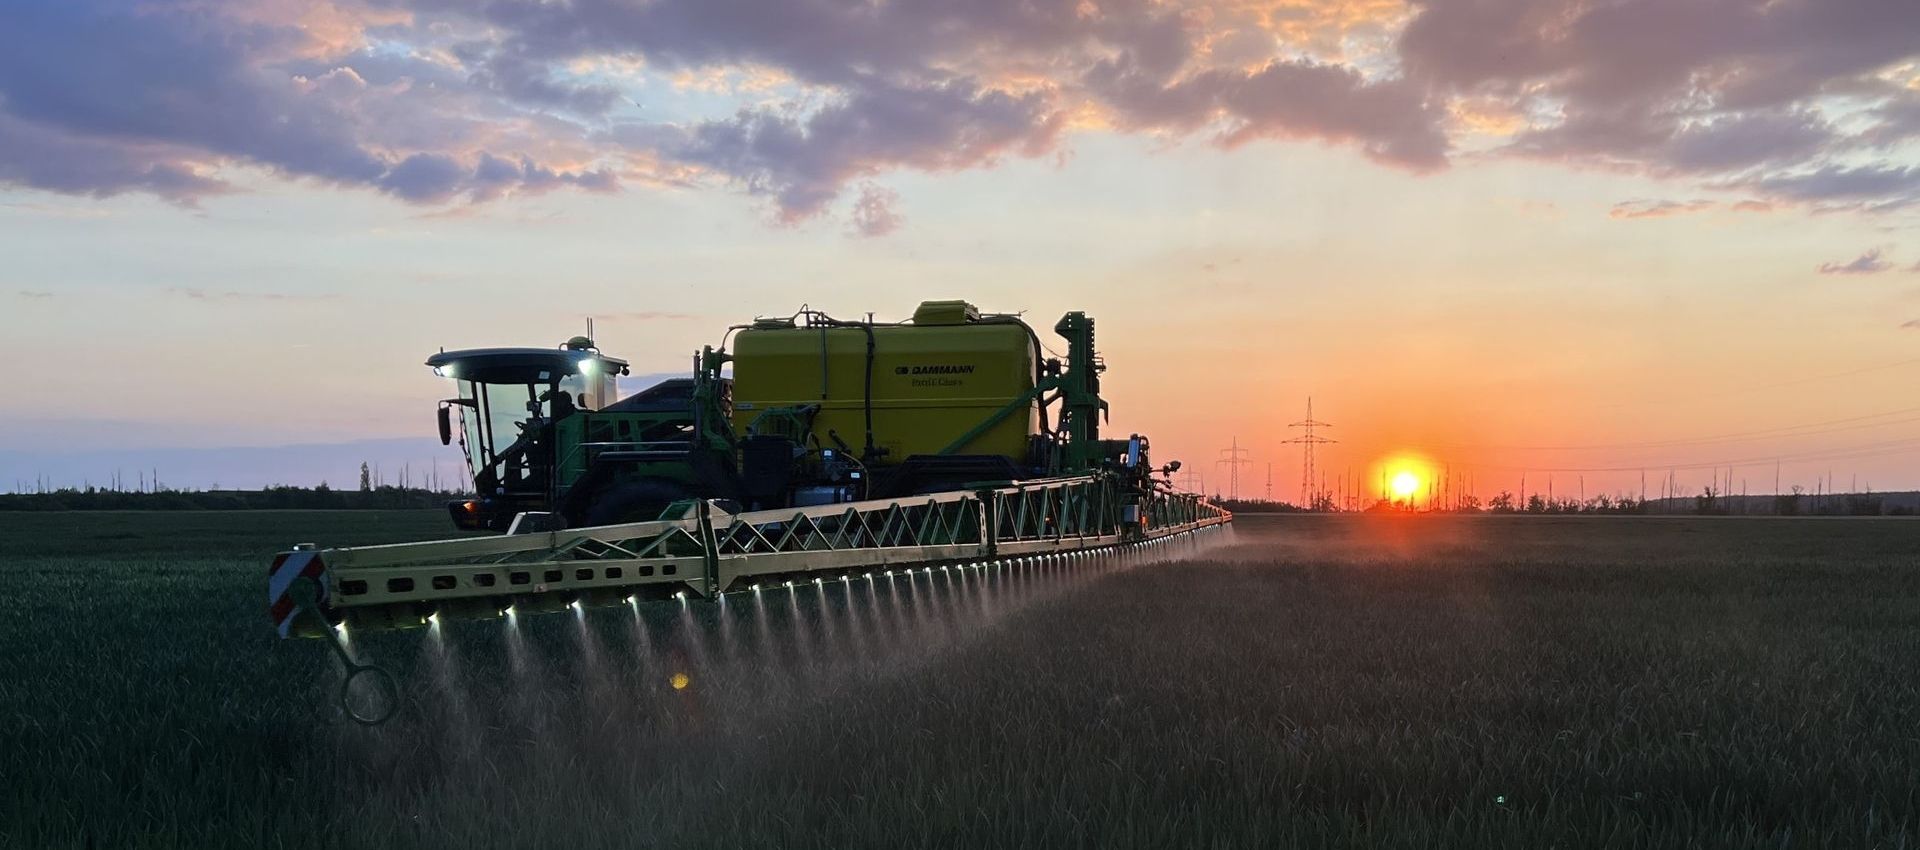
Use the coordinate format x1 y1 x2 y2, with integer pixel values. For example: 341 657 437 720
577 478 694 527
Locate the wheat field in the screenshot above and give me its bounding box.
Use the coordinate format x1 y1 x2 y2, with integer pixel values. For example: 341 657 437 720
2 511 1916 848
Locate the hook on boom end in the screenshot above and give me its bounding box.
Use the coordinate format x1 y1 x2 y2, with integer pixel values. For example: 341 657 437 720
290 571 400 726
337 660 400 726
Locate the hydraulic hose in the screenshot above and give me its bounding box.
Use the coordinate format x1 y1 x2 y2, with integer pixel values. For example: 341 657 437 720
810 312 881 462
979 314 1050 437
861 321 876 461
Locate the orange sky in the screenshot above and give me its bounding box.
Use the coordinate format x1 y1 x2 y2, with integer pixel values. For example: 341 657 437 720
1 0 1917 495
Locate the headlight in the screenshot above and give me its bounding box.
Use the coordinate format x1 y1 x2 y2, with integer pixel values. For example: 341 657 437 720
578 358 597 374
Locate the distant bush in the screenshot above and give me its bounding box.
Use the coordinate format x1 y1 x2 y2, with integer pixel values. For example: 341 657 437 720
1212 498 1309 514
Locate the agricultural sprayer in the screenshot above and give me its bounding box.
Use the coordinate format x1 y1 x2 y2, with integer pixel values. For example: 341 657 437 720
268 300 1231 722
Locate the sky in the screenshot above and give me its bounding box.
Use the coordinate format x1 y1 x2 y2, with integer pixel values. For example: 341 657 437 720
3 0 1920 501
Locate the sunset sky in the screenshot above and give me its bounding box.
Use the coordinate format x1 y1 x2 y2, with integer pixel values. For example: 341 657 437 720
4 0 1919 499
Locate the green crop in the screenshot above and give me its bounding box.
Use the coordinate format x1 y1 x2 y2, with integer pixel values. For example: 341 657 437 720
2 512 1915 848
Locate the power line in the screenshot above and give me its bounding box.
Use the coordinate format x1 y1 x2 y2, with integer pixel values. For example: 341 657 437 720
1592 356 1920 411
1417 435 1920 475
1411 406 1920 453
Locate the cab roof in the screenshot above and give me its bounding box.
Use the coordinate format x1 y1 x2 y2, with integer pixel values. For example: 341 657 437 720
425 347 630 384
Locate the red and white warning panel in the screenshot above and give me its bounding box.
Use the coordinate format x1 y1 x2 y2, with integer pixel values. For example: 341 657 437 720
268 550 328 638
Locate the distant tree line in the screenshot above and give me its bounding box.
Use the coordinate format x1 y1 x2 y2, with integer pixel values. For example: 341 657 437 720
1211 498 1313 514
1212 486 1912 516
0 484 469 512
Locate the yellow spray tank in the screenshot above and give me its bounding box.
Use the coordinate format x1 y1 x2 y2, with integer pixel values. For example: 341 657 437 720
728 300 1039 465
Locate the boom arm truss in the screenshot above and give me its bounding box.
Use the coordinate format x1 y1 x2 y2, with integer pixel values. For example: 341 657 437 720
270 473 1230 639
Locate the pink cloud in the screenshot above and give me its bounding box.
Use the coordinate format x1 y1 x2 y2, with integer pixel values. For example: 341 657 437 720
0 0 1915 231
1609 199 1716 219
1817 250 1893 276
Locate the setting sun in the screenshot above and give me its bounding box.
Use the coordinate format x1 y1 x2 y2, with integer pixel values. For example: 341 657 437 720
1391 471 1421 499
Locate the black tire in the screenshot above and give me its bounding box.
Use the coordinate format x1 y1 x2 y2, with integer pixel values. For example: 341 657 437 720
575 477 694 527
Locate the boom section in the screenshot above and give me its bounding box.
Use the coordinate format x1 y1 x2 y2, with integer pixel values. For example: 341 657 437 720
268 473 1229 638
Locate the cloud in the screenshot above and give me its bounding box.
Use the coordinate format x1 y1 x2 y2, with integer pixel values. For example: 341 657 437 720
1401 0 1920 109
1088 58 1449 171
1217 62 1448 170
1734 165 1920 211
590 310 699 322
848 183 904 237
0 2 611 207
0 0 1439 223
442 0 1166 89
377 153 469 203
0 0 1914 231
372 151 615 204
1403 0 1920 208
0 200 117 220
1508 109 1838 179
1658 112 1835 174
168 287 341 302
657 78 1063 221
1903 319 1920 329
0 4 388 202
16 290 54 299
0 113 232 205
1609 199 1716 219
1606 197 1777 219
1817 250 1893 276
1864 94 1920 147
459 48 623 116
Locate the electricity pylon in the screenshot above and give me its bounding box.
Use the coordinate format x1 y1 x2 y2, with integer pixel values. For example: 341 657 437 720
1217 437 1252 500
1282 398 1335 508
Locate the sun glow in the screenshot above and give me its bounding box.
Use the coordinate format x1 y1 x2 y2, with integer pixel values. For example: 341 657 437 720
1390 471 1421 499
1370 452 1438 508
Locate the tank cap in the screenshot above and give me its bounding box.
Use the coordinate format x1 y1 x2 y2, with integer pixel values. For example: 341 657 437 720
912 300 979 325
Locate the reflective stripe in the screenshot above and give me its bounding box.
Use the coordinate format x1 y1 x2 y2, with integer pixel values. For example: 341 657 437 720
267 551 327 637
268 552 320 606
